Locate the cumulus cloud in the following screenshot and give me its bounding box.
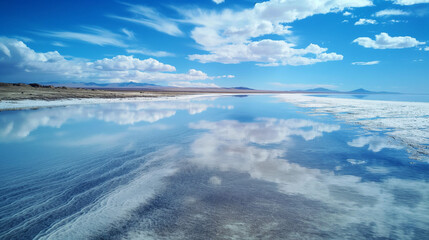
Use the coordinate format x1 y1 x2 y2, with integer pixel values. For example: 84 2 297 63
353 32 425 49
189 40 343 66
343 11 352 16
374 9 411 17
91 56 176 72
355 18 377 25
390 0 429 5
0 37 84 79
212 0 225 4
0 37 229 83
181 0 371 66
183 0 372 46
111 3 183 36
352 61 380 65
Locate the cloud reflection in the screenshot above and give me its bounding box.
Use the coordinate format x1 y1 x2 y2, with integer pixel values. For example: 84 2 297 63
188 118 429 239
0 100 233 141
347 135 403 152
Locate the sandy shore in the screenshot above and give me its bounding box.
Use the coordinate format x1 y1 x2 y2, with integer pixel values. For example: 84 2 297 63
0 83 194 101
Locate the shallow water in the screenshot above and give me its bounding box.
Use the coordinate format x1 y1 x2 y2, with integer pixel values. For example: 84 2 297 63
0 95 428 239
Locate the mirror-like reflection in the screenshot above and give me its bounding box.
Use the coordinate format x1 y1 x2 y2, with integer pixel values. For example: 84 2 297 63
0 99 233 141
0 95 428 239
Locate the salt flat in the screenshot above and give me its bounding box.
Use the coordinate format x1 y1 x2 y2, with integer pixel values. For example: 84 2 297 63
275 94 429 161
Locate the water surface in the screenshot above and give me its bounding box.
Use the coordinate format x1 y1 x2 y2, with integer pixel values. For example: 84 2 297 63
0 95 428 239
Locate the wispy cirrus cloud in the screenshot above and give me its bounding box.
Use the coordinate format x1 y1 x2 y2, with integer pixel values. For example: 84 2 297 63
212 0 225 4
126 49 175 57
353 32 425 49
110 3 183 36
121 28 135 39
390 0 429 5
352 61 380 65
39 26 128 47
374 9 411 17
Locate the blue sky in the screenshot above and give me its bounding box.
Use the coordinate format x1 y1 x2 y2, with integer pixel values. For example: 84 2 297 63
0 0 428 92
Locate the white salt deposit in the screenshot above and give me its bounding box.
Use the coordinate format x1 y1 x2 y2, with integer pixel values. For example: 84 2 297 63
275 94 429 161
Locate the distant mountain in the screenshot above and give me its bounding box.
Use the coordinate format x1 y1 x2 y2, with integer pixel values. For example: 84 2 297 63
41 82 258 91
347 88 374 94
229 87 254 90
289 87 399 94
303 88 340 93
39 82 399 94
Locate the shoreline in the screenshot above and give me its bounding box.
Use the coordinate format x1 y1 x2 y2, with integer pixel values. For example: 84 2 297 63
0 94 230 111
0 83 282 111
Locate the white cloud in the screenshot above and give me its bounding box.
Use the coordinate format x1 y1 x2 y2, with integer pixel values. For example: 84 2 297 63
212 0 225 4
121 28 135 39
374 9 411 17
40 27 128 47
91 56 176 72
52 41 66 47
390 0 429 5
355 18 377 25
353 32 425 49
189 40 343 66
343 11 352 16
0 37 84 79
183 0 372 46
424 46 429 51
182 0 371 66
347 159 367 165
352 61 380 65
169 81 220 88
126 49 175 57
389 19 406 23
0 37 227 83
112 4 183 36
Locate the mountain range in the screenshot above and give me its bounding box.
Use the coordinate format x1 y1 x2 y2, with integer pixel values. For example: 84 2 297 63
42 82 397 94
